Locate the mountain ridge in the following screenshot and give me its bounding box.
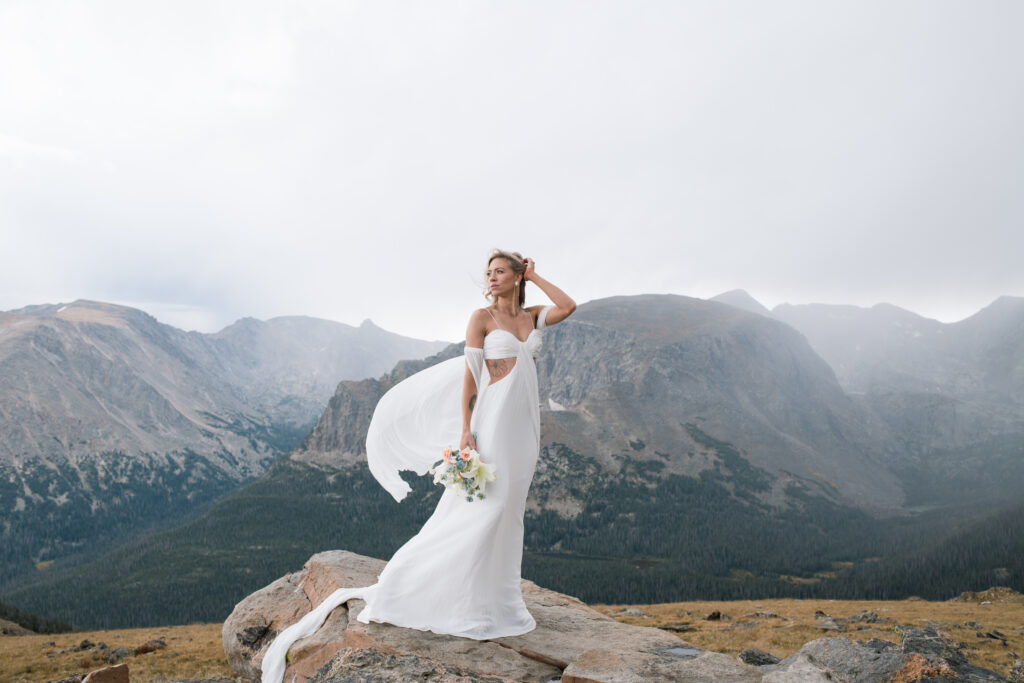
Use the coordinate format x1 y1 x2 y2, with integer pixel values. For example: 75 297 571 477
3 292 1021 628
0 298 448 585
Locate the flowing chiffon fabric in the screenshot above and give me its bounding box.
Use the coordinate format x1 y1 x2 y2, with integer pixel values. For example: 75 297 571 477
260 306 552 683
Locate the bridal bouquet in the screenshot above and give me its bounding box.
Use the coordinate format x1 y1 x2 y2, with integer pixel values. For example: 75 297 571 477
429 447 496 502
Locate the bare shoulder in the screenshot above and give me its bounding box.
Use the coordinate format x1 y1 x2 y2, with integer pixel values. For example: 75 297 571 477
469 308 493 328
465 308 490 346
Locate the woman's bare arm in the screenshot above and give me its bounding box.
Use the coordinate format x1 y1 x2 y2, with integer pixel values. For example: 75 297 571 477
524 258 576 326
461 310 487 450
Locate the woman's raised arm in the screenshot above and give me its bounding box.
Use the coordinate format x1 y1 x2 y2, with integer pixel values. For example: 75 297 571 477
523 257 576 326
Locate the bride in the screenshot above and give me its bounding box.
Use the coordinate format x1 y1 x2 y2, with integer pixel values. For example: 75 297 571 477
261 249 575 683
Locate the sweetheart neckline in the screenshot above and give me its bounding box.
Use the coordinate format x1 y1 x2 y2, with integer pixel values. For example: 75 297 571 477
485 328 540 345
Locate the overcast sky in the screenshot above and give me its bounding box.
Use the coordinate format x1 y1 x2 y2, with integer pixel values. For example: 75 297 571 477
2 1 1021 342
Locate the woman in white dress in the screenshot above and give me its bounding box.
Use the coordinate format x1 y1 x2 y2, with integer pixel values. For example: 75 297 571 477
261 250 575 683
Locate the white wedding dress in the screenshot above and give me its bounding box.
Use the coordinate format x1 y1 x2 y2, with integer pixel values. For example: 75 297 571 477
261 306 553 683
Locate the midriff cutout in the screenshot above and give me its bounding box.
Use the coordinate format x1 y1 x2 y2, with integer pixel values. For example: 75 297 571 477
487 356 517 385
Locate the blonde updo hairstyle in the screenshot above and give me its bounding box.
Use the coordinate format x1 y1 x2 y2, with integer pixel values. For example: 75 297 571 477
484 249 527 308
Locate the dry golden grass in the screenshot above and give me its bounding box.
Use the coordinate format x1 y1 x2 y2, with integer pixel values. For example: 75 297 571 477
594 597 1024 678
0 622 237 683
4 597 1022 681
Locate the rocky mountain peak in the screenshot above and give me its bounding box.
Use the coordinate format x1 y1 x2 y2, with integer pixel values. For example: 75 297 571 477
710 289 772 317
216 316 265 333
952 295 1024 337
13 299 159 328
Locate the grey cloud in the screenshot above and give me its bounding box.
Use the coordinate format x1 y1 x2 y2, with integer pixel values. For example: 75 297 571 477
0 1 1020 338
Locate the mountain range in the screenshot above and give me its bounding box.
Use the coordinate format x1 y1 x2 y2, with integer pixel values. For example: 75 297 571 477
0 300 447 584
1 292 1021 628
715 290 1024 504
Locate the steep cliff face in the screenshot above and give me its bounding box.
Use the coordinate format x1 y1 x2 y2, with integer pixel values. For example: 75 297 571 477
294 345 465 468
295 294 903 512
538 295 901 510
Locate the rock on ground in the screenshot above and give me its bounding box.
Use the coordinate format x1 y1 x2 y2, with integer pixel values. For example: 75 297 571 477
762 627 1009 683
223 550 759 682
951 587 1024 604
739 649 780 666
82 664 129 683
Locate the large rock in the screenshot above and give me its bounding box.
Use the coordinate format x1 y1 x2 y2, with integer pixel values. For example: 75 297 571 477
226 551 1017 682
762 627 1008 682
223 550 760 682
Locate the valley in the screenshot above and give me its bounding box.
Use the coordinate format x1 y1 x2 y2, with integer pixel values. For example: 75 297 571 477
2 293 1022 633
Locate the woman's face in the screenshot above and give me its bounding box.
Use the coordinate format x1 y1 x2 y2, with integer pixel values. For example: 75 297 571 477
486 258 518 297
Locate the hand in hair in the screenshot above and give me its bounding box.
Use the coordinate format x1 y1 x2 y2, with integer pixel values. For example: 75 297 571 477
522 257 535 281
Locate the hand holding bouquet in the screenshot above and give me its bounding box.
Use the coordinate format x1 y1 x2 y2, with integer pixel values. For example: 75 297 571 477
429 446 496 502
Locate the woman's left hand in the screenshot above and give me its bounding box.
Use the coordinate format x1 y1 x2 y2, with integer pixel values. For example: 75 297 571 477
523 257 536 281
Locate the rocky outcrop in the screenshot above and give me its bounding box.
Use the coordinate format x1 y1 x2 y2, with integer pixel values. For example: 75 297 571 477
0 616 34 635
223 550 761 682
225 551 1018 682
761 627 1008 682
951 587 1024 603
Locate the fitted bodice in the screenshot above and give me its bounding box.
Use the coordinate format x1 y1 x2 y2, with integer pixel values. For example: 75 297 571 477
482 305 551 360
483 328 542 360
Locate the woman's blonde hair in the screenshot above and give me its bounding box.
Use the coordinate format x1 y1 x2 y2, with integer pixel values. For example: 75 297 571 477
484 249 527 308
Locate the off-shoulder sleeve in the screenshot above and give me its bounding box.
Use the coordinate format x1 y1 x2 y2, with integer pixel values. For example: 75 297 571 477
465 346 484 391
537 305 555 330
